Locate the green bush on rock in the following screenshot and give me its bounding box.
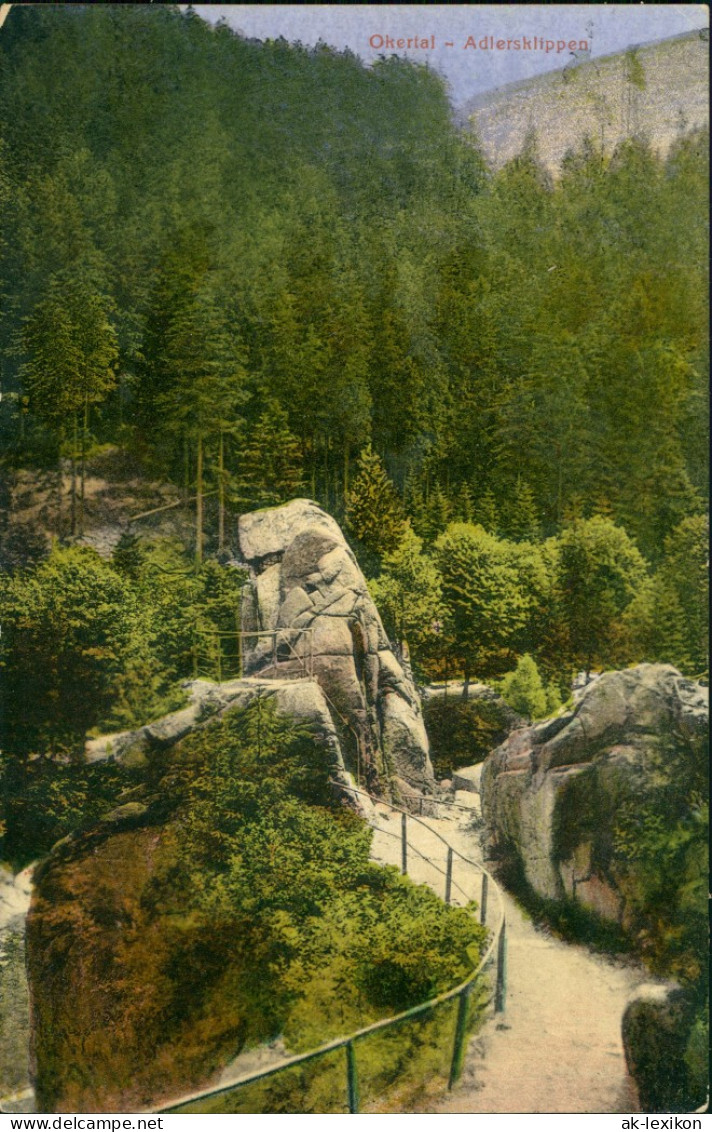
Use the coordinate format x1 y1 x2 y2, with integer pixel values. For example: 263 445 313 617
28 700 487 1112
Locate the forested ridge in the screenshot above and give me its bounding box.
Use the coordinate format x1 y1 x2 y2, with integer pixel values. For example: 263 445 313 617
1 4 707 539
0 3 708 709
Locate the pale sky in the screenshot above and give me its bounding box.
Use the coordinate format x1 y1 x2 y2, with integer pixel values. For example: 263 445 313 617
194 4 709 106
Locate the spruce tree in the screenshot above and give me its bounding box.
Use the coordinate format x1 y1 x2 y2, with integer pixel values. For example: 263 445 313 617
345 446 406 563
507 478 541 541
500 654 548 720
235 403 304 511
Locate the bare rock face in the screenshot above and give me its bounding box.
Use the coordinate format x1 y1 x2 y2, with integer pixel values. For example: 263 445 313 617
480 665 708 923
238 499 434 800
85 676 372 815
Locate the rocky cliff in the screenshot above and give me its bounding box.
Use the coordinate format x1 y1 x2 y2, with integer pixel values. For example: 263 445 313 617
237 499 434 799
480 664 708 926
460 30 709 173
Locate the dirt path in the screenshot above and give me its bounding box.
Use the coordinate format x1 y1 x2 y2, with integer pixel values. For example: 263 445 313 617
0 866 34 1113
369 803 645 1115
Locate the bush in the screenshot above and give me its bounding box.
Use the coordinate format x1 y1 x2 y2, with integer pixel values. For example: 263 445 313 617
500 654 547 720
423 693 518 778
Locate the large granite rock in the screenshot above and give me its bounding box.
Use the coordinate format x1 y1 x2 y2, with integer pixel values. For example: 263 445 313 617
622 984 703 1113
480 665 708 921
237 499 435 801
85 676 371 817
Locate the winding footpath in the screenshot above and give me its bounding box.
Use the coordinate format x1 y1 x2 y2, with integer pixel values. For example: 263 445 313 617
2 801 647 1116
370 801 645 1115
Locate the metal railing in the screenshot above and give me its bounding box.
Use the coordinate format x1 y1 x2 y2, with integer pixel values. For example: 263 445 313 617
193 626 315 683
153 787 506 1115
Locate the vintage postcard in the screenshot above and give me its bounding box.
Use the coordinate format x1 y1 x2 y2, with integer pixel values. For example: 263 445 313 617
0 2 708 1119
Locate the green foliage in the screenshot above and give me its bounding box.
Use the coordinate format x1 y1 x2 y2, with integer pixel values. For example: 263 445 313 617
0 544 153 758
434 523 529 680
0 5 707 563
130 701 486 1108
368 525 442 672
657 515 708 674
684 1000 709 1107
234 402 304 510
555 516 648 674
505 478 541 542
0 538 247 859
613 794 708 981
0 758 135 866
544 680 563 716
18 273 118 428
345 446 407 566
500 654 547 720
423 694 517 779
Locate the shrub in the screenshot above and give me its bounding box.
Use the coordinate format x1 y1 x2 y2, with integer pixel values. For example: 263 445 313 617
500 654 547 720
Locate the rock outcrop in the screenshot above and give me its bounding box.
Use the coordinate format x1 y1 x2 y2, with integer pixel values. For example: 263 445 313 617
480 664 708 924
622 983 702 1113
85 676 372 816
237 499 434 800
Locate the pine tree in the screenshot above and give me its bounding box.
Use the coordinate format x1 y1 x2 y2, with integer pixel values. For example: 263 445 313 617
235 402 304 511
19 274 118 535
500 654 548 720
507 478 541 541
150 260 247 564
369 525 442 662
345 446 406 564
420 480 452 543
453 482 475 524
473 488 499 534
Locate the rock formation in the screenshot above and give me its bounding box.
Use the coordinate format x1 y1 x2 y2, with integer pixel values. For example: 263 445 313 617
622 983 702 1112
237 499 434 800
480 664 708 924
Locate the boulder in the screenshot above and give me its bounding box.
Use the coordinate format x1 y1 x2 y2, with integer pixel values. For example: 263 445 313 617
84 676 366 816
238 499 435 800
622 984 702 1112
480 665 708 920
451 764 483 794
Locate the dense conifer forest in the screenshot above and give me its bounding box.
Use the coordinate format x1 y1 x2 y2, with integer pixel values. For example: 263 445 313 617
0 1 708 761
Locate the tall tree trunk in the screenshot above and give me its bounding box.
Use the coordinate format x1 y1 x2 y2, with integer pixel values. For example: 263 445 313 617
310 437 316 500
79 397 88 537
217 428 225 554
56 425 65 538
343 446 350 502
195 432 203 567
462 659 471 702
70 411 78 536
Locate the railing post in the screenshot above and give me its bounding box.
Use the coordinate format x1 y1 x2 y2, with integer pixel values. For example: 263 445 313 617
480 872 488 925
346 1041 360 1114
445 847 453 905
495 922 508 1013
448 985 471 1089
401 812 407 875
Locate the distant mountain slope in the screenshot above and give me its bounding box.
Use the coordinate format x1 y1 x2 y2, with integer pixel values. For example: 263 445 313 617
459 29 709 171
